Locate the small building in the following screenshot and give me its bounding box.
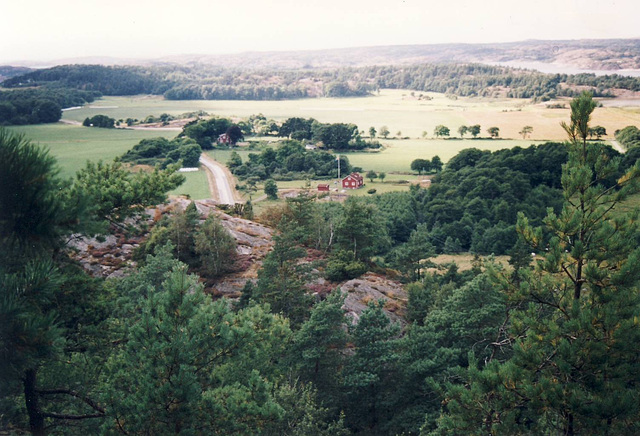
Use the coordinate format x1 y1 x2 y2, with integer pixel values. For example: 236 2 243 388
217 133 232 144
341 173 364 189
318 184 330 192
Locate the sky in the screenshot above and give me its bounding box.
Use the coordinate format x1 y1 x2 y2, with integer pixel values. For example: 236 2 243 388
1 0 638 64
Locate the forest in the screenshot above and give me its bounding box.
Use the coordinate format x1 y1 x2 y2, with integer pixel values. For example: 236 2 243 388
3 92 640 435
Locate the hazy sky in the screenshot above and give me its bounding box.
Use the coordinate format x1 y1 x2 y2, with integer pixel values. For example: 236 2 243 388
1 0 637 63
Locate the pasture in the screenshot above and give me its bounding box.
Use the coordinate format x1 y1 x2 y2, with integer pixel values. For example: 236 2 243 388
59 89 640 142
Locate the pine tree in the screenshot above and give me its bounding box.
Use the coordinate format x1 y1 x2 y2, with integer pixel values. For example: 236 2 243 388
343 301 400 433
435 92 640 435
291 290 348 406
102 257 291 434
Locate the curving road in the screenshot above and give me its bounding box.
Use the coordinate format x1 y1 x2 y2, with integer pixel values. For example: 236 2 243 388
199 154 238 204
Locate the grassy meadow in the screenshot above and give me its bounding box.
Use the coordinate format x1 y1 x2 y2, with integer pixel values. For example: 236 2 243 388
59 89 640 142
7 123 176 179
169 170 211 200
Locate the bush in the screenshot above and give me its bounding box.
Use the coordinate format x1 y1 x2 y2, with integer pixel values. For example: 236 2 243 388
325 250 368 281
83 114 115 128
367 189 377 194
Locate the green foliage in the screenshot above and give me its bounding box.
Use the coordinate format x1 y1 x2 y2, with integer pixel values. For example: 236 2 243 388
379 125 390 139
519 125 533 139
291 291 348 406
325 250 368 282
343 301 401 433
102 259 291 434
194 214 237 277
262 382 349 436
615 125 640 149
411 158 432 174
468 124 481 138
122 136 202 168
181 117 233 149
312 121 363 150
421 143 570 254
487 126 500 138
255 231 312 328
72 159 184 226
230 140 352 181
279 117 315 139
0 87 95 125
388 223 435 282
264 178 278 199
82 114 115 128
336 197 390 261
437 91 640 435
433 125 450 137
431 155 443 172
366 169 378 182
0 129 90 261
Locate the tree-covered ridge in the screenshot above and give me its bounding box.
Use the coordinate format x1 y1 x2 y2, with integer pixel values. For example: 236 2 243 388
1 64 172 96
5 63 640 104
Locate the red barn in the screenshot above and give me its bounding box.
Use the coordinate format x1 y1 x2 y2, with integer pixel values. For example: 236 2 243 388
341 173 364 189
318 184 330 192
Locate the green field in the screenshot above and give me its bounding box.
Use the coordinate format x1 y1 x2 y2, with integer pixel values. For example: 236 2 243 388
169 170 211 200
7 124 176 179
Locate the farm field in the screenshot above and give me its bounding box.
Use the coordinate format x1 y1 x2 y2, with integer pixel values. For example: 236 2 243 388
7 123 176 179
60 89 640 142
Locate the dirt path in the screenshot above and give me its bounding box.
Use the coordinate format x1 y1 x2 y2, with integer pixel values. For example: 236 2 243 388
610 139 626 153
199 154 240 204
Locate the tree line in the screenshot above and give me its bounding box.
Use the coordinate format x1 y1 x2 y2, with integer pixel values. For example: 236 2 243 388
0 87 99 125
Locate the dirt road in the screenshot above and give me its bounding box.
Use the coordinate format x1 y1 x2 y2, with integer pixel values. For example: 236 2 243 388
199 154 238 204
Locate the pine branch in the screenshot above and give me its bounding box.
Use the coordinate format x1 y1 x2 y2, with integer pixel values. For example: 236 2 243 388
36 388 105 415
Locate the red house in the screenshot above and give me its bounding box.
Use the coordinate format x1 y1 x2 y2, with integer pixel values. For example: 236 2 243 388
318 184 330 192
217 133 232 144
341 173 364 189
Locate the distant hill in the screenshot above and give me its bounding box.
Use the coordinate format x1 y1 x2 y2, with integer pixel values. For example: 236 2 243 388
0 66 33 82
157 39 640 72
7 39 640 74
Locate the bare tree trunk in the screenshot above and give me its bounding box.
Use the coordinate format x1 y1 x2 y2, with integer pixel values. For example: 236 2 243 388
24 369 45 436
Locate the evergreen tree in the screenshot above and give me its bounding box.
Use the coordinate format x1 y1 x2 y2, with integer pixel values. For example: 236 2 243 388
194 213 237 277
435 92 640 435
291 291 347 406
343 301 400 434
102 258 291 434
255 231 312 328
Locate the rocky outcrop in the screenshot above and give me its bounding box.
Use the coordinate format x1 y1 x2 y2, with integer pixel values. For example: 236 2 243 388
68 197 407 323
338 273 408 325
